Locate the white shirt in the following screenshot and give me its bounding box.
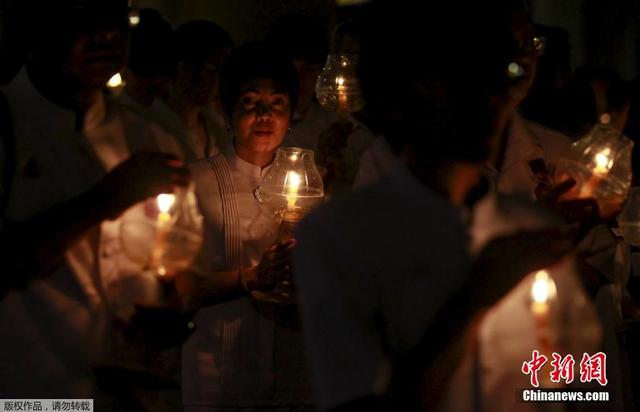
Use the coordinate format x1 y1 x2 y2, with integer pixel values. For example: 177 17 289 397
285 102 340 151
0 68 181 397
285 102 376 196
450 117 604 412
151 100 231 162
294 167 471 411
357 114 572 195
438 193 602 412
182 149 312 409
495 113 572 198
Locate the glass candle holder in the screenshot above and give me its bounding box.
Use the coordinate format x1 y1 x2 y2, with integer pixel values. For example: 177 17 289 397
316 53 365 113
257 147 324 222
254 147 324 304
120 184 203 280
554 124 633 218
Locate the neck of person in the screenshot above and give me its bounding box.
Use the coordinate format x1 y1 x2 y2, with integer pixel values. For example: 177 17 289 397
487 109 517 172
165 90 201 128
123 69 154 107
26 60 102 125
234 143 276 169
295 97 313 119
409 157 483 207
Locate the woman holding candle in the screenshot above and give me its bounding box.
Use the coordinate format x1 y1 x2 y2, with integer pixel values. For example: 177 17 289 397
177 42 312 411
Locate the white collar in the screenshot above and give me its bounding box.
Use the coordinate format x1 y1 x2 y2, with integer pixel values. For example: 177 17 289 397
225 145 273 179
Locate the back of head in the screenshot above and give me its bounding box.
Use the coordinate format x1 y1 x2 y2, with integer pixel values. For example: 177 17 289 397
128 9 176 78
18 0 130 90
219 41 299 119
358 0 518 164
266 14 329 65
332 17 365 54
18 0 130 52
175 20 233 68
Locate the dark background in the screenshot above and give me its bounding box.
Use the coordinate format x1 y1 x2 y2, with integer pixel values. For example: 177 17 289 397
2 0 640 80
129 0 640 78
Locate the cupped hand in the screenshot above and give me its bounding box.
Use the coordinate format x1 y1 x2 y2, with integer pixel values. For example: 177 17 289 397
93 151 190 220
244 239 297 291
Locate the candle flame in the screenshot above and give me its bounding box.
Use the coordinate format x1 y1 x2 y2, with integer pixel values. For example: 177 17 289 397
507 62 524 78
128 12 141 27
531 270 557 304
594 148 612 174
336 76 346 86
157 193 176 214
107 72 124 88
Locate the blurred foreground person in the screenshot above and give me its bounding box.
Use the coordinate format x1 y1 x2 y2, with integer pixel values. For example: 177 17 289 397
294 1 576 411
375 3 608 411
0 0 189 402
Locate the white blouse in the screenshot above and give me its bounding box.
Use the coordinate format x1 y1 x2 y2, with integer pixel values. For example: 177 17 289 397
182 148 312 409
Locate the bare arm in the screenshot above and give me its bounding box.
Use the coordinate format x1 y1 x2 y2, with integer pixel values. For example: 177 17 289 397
175 239 297 312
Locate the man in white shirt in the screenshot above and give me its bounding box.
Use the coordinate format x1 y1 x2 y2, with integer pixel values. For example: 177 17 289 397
0 0 188 401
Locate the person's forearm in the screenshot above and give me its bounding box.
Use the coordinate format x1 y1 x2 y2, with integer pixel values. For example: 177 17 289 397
175 268 249 312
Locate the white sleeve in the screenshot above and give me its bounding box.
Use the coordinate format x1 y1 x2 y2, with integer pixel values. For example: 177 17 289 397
294 214 390 411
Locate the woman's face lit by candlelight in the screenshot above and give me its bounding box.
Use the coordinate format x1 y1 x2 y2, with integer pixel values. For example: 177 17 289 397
232 78 292 155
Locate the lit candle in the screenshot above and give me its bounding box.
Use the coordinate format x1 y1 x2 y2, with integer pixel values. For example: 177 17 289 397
578 148 611 199
531 270 557 354
336 76 348 111
285 171 301 210
151 193 176 277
